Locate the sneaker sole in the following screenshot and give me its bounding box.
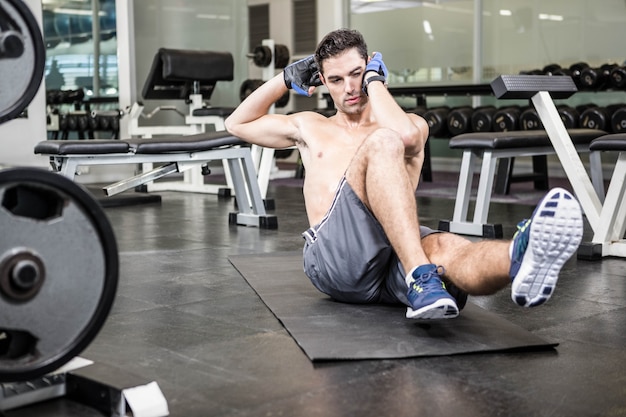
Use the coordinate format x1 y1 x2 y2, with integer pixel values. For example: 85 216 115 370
406 298 459 320
511 188 583 307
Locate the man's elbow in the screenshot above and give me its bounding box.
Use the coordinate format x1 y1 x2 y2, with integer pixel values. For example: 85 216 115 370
402 118 429 154
224 116 235 134
400 126 427 155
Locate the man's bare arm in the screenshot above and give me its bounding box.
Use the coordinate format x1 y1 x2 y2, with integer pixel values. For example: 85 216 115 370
224 74 299 149
226 55 323 149
363 53 429 156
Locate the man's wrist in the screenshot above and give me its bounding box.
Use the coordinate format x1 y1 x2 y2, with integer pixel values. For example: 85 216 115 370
362 75 387 96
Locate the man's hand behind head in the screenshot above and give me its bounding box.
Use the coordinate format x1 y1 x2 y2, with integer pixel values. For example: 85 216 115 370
365 52 388 79
284 55 323 97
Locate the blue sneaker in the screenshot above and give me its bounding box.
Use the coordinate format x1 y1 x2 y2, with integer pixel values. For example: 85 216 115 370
406 264 459 319
510 187 583 307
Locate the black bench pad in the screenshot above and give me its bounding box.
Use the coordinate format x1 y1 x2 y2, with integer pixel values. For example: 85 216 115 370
157 48 233 83
590 134 626 151
449 129 606 150
34 132 246 156
126 132 245 154
35 140 130 155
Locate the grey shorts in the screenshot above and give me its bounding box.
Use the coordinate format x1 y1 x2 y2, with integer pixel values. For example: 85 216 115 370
302 177 438 306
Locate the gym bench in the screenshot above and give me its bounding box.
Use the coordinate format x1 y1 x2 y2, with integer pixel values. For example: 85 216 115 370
438 128 606 238
579 133 626 259
440 74 626 260
34 131 278 229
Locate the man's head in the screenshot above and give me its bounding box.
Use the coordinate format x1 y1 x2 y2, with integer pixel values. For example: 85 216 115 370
313 29 371 114
314 29 368 75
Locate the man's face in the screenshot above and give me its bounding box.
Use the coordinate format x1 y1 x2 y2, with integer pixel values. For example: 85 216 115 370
319 48 368 115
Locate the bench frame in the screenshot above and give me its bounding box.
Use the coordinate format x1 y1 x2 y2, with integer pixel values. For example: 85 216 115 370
44 144 277 229
440 143 590 238
584 146 626 259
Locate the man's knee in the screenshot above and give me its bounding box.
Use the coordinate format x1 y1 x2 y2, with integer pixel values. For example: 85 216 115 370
364 128 404 155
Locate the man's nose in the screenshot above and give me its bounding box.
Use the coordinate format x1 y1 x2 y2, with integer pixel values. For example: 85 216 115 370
345 78 358 94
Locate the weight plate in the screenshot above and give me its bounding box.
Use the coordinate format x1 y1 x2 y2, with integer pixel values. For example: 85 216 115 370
239 79 264 102
0 0 46 124
275 91 290 108
273 44 290 69
0 168 118 382
252 45 272 67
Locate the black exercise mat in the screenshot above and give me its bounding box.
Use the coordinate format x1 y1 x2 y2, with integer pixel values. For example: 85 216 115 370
229 251 557 361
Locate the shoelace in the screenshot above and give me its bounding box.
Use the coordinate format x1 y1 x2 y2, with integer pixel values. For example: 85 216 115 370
513 219 531 257
413 265 447 291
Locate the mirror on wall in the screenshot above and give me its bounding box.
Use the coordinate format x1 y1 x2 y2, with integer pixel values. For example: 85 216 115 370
42 0 117 97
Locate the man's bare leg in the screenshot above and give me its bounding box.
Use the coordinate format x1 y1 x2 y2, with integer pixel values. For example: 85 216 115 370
424 187 584 307
345 128 429 270
345 129 584 315
422 233 511 295
345 128 459 319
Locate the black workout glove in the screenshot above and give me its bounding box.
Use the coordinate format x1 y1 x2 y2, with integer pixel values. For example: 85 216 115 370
284 55 322 97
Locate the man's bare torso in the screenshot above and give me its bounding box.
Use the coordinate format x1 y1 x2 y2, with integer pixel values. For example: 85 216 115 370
294 111 380 226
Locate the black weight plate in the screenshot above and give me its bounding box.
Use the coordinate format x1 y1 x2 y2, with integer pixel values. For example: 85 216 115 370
239 79 264 102
273 44 290 69
0 0 46 124
275 91 290 108
252 45 272 67
0 168 118 382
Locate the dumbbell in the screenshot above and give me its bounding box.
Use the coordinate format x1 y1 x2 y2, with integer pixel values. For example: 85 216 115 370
519 64 562 76
579 104 623 131
110 115 120 132
519 69 543 75
470 106 497 132
520 108 542 130
579 63 618 90
76 113 89 132
492 106 523 132
610 105 626 132
88 113 99 130
609 66 626 89
557 105 579 128
422 107 450 137
247 44 290 68
405 106 427 116
568 62 590 87
520 105 579 130
66 113 78 131
542 63 562 75
98 115 111 131
447 106 474 136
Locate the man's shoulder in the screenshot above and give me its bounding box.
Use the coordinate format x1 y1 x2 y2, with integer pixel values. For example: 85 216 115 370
288 109 334 120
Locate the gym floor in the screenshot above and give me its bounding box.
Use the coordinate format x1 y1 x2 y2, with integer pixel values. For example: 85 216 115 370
7 177 626 417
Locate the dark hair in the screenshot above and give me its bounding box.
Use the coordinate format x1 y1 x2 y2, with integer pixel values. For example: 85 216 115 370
314 28 368 74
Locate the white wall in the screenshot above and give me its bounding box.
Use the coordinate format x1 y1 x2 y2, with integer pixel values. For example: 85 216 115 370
0 0 48 168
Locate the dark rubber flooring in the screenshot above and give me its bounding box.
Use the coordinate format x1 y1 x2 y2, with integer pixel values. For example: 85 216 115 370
6 178 626 417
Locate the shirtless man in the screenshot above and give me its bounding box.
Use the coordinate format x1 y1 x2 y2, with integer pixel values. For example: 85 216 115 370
225 28 584 320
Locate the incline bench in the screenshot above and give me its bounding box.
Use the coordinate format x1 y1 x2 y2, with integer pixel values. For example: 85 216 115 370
34 131 278 229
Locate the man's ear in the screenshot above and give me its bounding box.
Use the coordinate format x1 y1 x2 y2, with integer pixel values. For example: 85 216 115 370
319 72 326 86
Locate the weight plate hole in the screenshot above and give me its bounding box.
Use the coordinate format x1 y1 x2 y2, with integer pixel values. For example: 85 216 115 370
2 184 65 220
0 330 38 360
